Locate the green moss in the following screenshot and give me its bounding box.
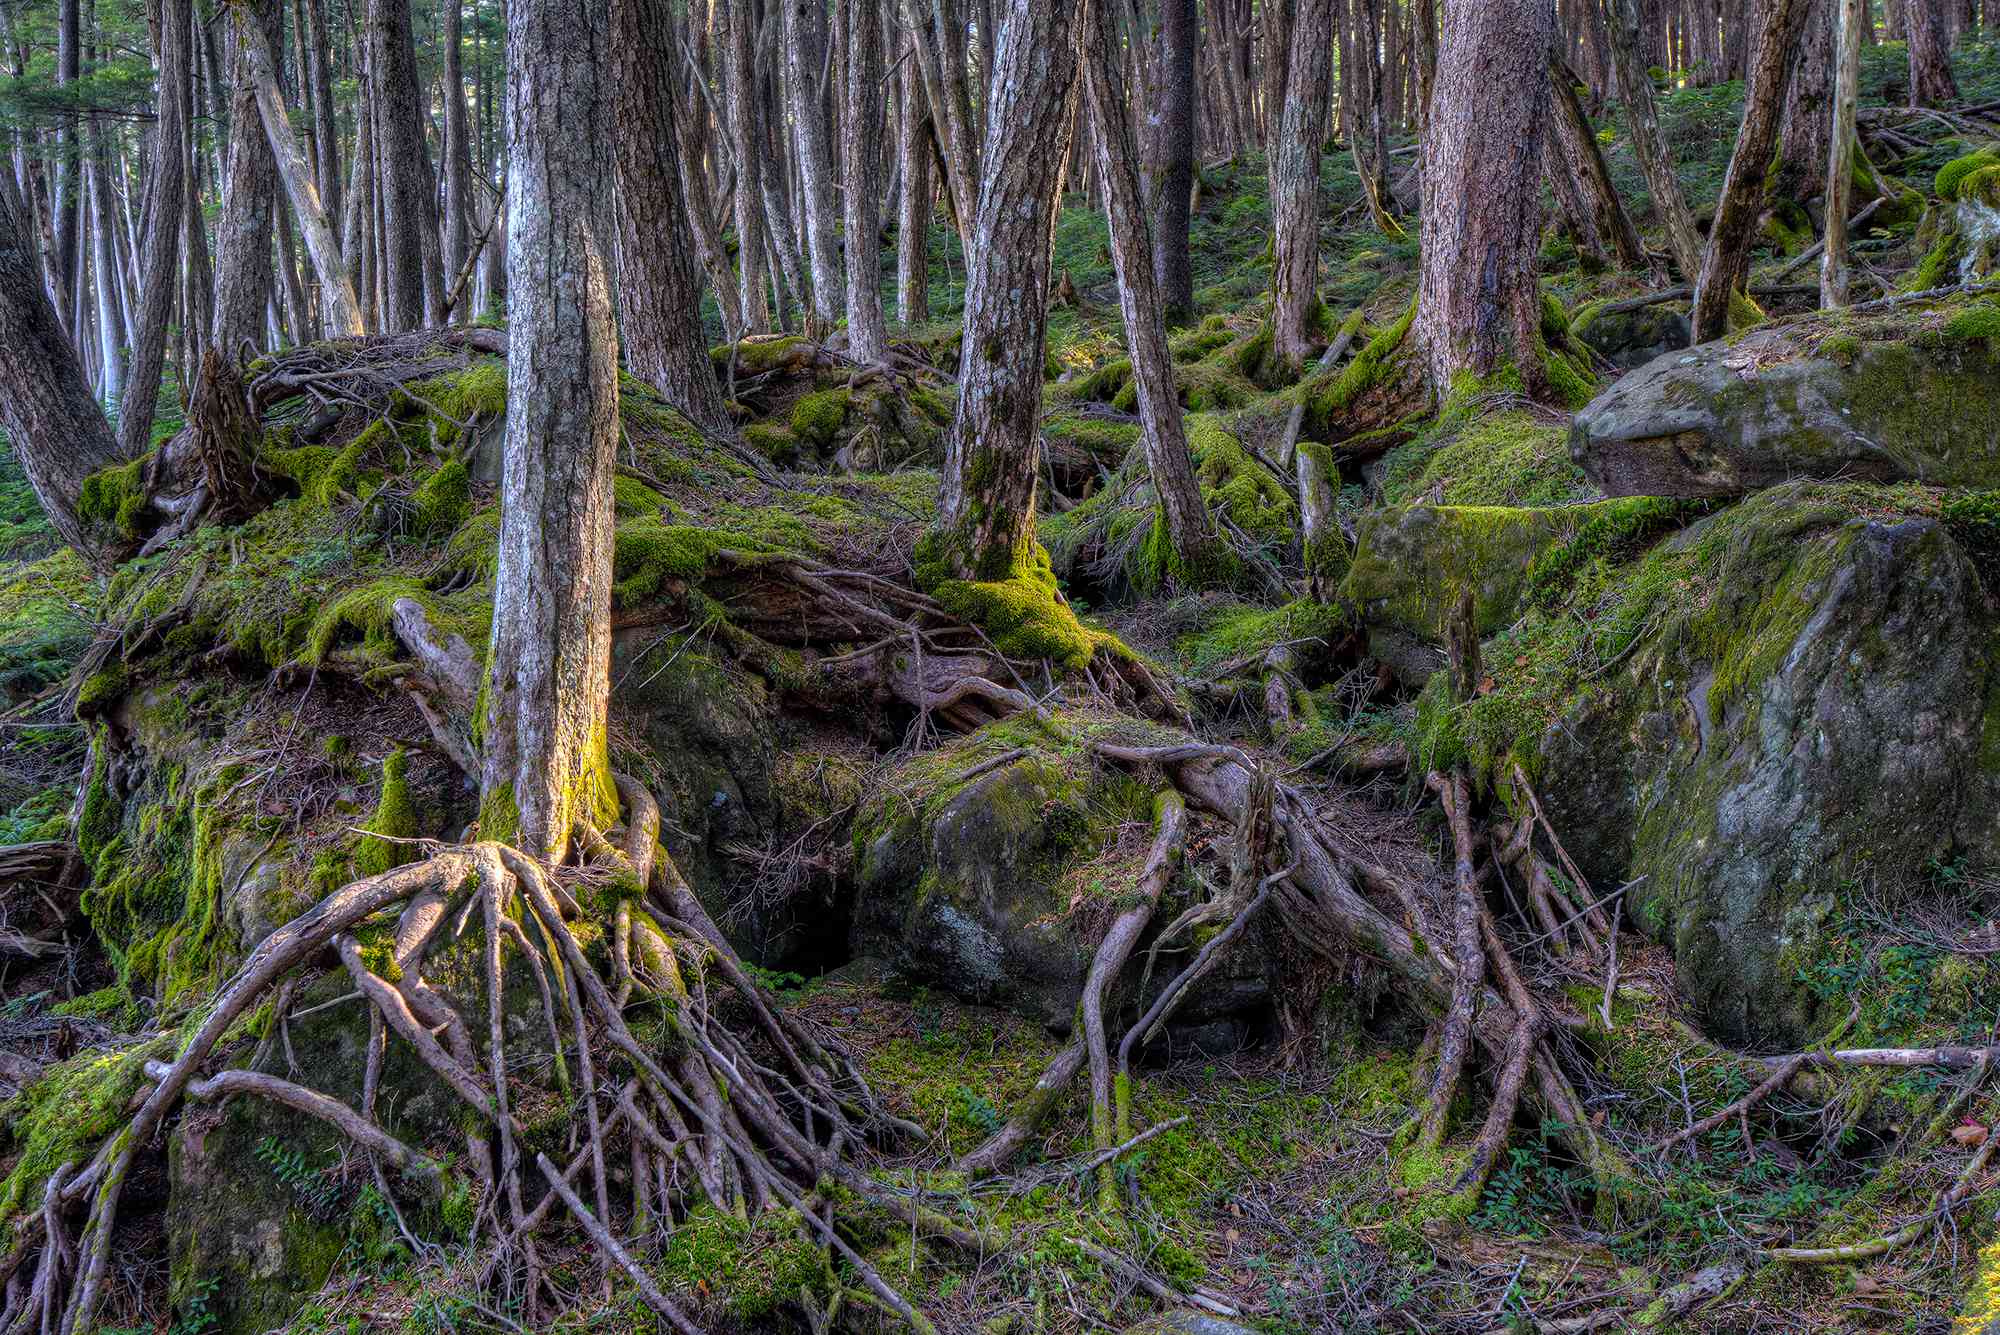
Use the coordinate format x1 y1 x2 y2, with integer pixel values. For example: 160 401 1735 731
612 474 666 519
1943 300 2000 343
741 422 800 465
1935 147 2000 200
1177 599 1349 674
262 440 364 511
1381 408 1591 508
409 457 471 538
410 359 507 437
77 455 150 539
931 543 1116 669
1910 232 1963 291
1303 298 1417 425
613 520 763 605
788 387 852 447
353 748 418 878
710 334 807 374
0 1034 173 1227
76 662 128 715
654 1205 830 1320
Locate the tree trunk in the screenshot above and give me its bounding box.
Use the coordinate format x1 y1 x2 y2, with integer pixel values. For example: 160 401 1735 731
1601 0 1702 277
842 0 889 362
1823 0 1864 307
50 0 80 337
1550 55 1645 268
1417 0 1555 396
119 0 191 457
366 0 438 331
304 0 341 227
1907 0 1959 103
1688 0 1811 342
441 0 472 325
1349 0 1402 236
238 5 364 337
1081 0 1225 583
1153 0 1198 324
0 163 124 559
896 38 933 325
1270 0 1335 376
613 0 735 437
935 0 1077 581
86 136 124 407
1774 0 1834 201
212 0 283 357
784 0 843 326
482 0 623 861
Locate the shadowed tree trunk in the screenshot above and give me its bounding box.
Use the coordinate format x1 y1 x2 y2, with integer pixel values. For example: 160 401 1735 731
366 0 439 330
1908 0 1959 103
212 0 283 356
612 0 734 437
304 0 341 226
1689 0 1811 341
723 0 769 334
1550 55 1645 268
1153 0 1198 325
441 0 472 323
1601 0 1701 277
482 0 623 860
784 0 842 327
1081 0 1225 584
1774 0 1833 201
119 0 191 457
935 0 1078 580
1417 0 1555 397
896 38 933 325
1270 0 1335 376
842 0 889 363
0 163 124 559
1824 0 1864 307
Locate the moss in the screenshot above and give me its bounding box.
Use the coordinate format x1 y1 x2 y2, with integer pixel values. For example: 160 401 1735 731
741 421 800 466
654 1205 831 1320
262 440 365 511
613 520 765 605
77 455 150 539
612 474 666 519
789 387 853 448
1943 300 2000 343
1303 297 1417 424
710 334 807 374
1177 599 1350 674
75 662 128 715
1946 488 2000 583
353 748 418 878
1381 408 1591 508
1963 1234 2000 1333
930 543 1116 669
1525 497 1716 607
410 359 507 437
0 1032 174 1228
409 457 471 538
1911 232 1963 291
1936 148 2000 200
76 727 120 868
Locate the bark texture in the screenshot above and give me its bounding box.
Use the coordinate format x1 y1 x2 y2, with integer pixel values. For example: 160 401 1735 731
1417 0 1555 396
1775 0 1834 201
0 165 124 558
1270 0 1336 376
723 0 769 333
1823 0 1865 307
612 0 734 437
1080 0 1224 582
896 40 933 325
1908 0 1960 103
784 0 843 325
1601 0 1701 277
482 0 623 860
1689 0 1811 341
842 0 889 362
936 0 1078 580
366 0 439 330
211 0 283 355
1153 0 1198 324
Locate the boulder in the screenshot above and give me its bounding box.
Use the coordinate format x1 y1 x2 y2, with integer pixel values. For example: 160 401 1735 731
1572 300 1691 371
850 720 1268 1041
1571 313 2000 498
1380 483 2000 1047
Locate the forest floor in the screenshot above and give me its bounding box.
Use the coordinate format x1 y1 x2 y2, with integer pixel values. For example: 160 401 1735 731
3 36 2000 1335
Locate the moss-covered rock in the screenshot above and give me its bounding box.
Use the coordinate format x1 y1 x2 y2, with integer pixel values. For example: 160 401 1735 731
1571 300 1691 371
1573 302 2000 497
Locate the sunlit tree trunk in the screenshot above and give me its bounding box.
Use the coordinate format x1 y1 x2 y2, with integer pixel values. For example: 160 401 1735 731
212 0 282 355
482 0 622 860
1774 0 1833 201
1823 0 1865 306
936 0 1077 580
896 38 933 325
1908 0 1959 103
784 0 843 327
1601 0 1701 277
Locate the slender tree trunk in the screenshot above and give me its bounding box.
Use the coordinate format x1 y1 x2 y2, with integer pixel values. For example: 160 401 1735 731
212 0 284 356
1349 0 1402 235
1823 0 1864 307
613 0 735 437
1418 0 1555 397
1153 0 1198 324
896 38 933 325
305 0 341 226
50 0 80 337
239 5 364 336
1601 0 1702 277
1908 0 1959 103
1689 0 1811 341
1081 0 1224 582
0 164 123 559
482 0 622 860
1270 0 1335 376
119 0 191 456
722 0 770 333
1550 55 1645 268
441 0 472 324
842 0 889 362
784 0 842 326
86 138 123 407
366 0 437 330
935 0 1077 581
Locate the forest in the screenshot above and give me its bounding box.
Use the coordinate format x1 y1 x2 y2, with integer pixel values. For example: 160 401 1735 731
2 0 2000 1330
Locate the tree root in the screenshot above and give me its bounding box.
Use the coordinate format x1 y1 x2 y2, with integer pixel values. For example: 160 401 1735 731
9 764 962 1335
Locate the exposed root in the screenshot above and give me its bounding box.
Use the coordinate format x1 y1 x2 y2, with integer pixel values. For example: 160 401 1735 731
1419 768 1485 1152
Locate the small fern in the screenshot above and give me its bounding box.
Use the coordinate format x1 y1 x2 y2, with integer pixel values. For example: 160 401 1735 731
254 1135 342 1218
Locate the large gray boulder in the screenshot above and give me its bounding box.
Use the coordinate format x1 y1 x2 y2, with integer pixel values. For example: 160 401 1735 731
1571 316 2000 497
